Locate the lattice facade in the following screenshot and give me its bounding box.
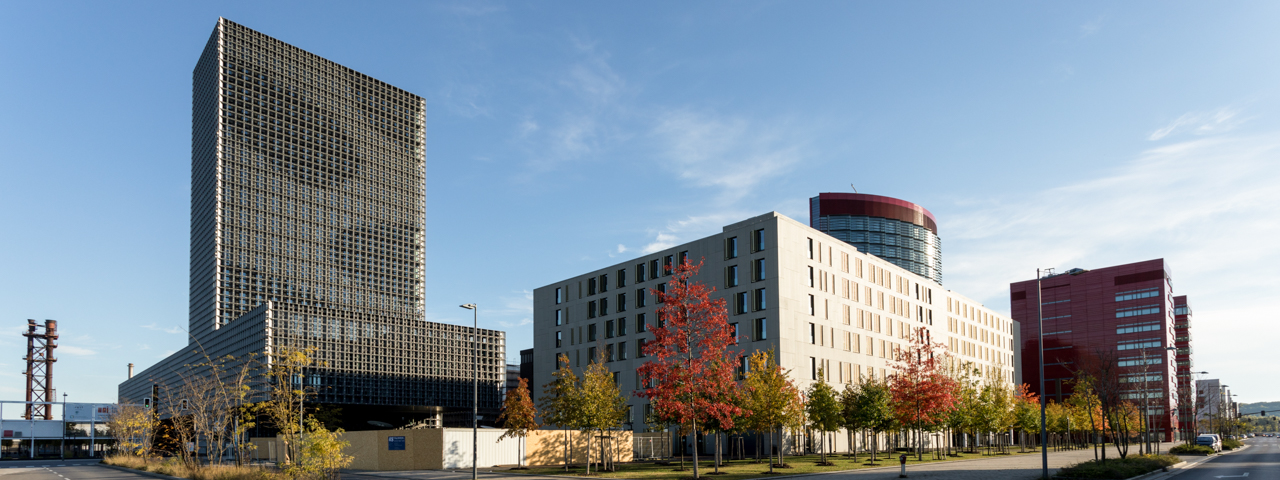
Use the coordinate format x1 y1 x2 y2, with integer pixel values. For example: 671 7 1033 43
122 18 504 423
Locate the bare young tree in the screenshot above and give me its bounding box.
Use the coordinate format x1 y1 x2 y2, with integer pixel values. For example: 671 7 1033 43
259 346 317 466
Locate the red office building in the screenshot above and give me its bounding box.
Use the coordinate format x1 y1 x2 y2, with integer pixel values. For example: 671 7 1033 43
1009 259 1185 442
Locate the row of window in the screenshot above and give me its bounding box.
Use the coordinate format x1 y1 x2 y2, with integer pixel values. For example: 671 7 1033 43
1115 287 1160 302
1116 305 1161 318
1116 322 1162 334
1117 339 1162 351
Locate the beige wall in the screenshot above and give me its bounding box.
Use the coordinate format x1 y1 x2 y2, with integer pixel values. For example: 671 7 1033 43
524 429 632 466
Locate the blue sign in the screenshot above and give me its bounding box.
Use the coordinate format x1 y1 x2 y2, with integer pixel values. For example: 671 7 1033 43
388 436 406 451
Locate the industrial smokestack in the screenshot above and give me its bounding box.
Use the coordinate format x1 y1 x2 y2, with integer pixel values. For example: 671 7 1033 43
128 363 134 379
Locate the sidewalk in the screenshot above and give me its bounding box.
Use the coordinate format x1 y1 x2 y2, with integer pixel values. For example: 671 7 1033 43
343 443 1184 480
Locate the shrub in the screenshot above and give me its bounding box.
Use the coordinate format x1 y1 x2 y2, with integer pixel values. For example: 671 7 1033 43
1223 439 1243 450
1055 454 1180 479
105 454 284 480
1169 444 1215 455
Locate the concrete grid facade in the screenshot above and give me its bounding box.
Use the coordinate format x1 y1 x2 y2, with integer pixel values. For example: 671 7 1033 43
120 18 504 428
532 212 1018 449
1010 259 1183 441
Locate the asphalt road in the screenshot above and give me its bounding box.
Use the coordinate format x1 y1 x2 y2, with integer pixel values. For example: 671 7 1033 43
1163 436 1280 480
0 462 152 480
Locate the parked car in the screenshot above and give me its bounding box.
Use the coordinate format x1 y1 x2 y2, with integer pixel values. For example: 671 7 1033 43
1196 434 1222 452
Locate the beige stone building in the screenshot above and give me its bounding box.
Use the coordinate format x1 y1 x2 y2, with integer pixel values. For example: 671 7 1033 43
532 212 1018 450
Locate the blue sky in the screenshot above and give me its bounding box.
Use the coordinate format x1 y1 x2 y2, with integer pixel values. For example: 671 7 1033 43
3 1 1279 407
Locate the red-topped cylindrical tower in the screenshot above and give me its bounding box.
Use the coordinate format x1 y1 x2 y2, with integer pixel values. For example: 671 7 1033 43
810 193 942 284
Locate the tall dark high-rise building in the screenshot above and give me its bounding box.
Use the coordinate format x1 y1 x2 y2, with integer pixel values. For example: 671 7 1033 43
121 18 505 429
810 193 942 284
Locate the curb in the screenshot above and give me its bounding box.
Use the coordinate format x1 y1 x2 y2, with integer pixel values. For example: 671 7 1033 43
98 463 189 480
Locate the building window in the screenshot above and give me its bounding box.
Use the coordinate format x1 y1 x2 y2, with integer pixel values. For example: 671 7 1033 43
754 288 767 311
679 250 689 266
617 269 626 289
600 297 609 315
753 258 766 281
753 228 765 252
754 317 767 341
588 347 597 363
605 320 615 339
617 293 627 312
555 309 562 326
618 342 628 361
589 324 597 341
588 301 597 318
638 338 647 358
726 237 738 259
727 265 739 288
811 357 818 380
588 278 597 296
809 323 816 344
657 283 666 301
808 238 814 259
555 331 562 348
809 266 815 287
649 260 660 280
637 313 647 332
636 289 647 308
735 292 748 315
555 287 562 304
618 317 628 336
809 295 816 316
636 264 646 283
600 274 608 293
736 356 748 380
664 255 674 275
730 322 739 344
606 344 615 362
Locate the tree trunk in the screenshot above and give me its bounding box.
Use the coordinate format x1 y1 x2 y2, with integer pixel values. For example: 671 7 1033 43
692 422 699 479
778 427 785 468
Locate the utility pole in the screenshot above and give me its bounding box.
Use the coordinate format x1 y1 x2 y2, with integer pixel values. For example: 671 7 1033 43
1036 269 1048 480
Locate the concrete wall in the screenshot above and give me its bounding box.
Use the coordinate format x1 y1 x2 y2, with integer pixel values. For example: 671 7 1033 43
524 429 632 467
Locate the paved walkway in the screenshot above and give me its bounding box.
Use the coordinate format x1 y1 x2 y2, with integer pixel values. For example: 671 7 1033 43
345 442 1184 480
814 442 1182 480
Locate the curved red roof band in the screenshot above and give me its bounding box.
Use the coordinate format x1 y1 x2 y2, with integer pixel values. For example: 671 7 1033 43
811 193 938 235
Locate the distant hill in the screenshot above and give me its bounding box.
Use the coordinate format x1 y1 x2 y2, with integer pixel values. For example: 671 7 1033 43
1240 401 1280 415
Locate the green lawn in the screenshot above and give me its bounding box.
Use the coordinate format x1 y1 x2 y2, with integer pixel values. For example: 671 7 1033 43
519 449 1038 480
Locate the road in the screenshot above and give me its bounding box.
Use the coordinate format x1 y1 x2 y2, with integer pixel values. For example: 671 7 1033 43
1158 436 1280 480
0 461 152 480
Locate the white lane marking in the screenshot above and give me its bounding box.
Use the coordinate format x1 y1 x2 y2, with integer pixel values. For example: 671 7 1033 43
1213 474 1249 478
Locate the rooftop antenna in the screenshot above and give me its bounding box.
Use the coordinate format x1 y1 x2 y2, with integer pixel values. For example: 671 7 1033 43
850 184 858 194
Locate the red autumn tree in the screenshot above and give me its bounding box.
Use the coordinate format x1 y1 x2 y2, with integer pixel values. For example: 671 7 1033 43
889 326 958 461
637 259 743 480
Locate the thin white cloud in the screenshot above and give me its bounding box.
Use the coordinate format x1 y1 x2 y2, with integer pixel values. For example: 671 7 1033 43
60 345 96 356
1080 15 1106 37
1149 107 1247 141
652 110 805 203
641 211 753 255
142 323 183 334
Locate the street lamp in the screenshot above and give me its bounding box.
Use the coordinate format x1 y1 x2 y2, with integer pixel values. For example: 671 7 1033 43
460 303 478 480
62 393 67 459
1035 268 1052 480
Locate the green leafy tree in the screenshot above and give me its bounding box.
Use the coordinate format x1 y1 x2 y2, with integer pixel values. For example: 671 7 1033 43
1012 384 1040 452
854 379 895 463
805 371 842 465
539 354 581 470
286 417 353 480
579 352 629 474
497 377 539 468
840 383 863 461
742 349 796 474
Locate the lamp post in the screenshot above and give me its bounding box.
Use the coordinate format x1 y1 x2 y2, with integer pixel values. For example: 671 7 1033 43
62 393 67 459
1036 268 1050 480
460 303 478 480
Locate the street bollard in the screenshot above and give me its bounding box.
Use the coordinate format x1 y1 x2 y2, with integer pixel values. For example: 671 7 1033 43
899 454 907 478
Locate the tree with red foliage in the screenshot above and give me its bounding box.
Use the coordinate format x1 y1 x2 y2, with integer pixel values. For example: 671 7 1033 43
889 326 958 461
637 259 743 480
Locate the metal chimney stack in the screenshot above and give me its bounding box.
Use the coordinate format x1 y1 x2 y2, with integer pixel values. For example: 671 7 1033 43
128 363 135 379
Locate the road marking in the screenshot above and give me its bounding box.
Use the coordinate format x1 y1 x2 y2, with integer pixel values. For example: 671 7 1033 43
1213 474 1249 478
